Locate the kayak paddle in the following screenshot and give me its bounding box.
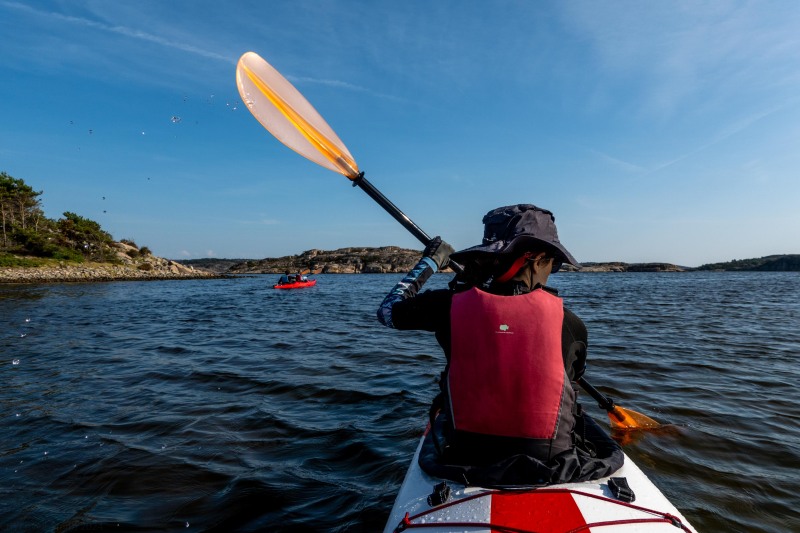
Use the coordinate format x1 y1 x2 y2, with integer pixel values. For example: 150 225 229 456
578 377 661 430
236 51 434 248
236 50 659 432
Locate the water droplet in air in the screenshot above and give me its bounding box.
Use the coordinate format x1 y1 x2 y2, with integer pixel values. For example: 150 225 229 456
245 99 254 109
12 359 20 365
24 318 30 323
171 116 182 123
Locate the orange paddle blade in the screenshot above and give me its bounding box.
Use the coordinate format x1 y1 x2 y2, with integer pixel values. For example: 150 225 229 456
607 405 661 430
236 51 359 179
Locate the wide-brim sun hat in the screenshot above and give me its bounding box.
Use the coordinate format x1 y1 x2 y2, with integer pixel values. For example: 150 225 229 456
449 204 581 268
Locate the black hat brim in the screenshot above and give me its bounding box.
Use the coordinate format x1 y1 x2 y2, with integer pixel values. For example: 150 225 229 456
450 235 581 268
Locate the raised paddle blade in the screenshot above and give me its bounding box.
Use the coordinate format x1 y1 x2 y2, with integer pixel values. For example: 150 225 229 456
607 405 661 430
236 51 360 179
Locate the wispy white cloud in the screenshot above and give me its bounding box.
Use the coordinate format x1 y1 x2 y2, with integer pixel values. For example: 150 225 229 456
1 1 392 99
2 0 233 63
558 2 800 118
289 76 368 92
590 150 646 173
645 102 793 175
712 102 794 144
288 75 404 102
230 218 280 226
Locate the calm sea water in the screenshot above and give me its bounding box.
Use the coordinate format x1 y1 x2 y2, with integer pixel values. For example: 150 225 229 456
1 272 798 532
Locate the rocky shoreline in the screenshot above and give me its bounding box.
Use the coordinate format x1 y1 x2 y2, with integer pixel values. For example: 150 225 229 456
577 262 686 273
0 264 220 284
8 245 793 284
0 243 220 284
0 263 220 284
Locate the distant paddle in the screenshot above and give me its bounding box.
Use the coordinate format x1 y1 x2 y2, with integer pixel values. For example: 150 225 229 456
236 51 659 432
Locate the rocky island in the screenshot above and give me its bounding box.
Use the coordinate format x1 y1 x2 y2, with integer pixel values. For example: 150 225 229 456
180 249 690 275
1 241 218 283
183 252 800 275
0 171 218 283
225 246 429 274
4 171 796 284
7 247 799 284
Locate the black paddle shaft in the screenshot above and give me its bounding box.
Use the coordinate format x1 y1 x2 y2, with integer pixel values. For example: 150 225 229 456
353 173 431 245
578 377 616 411
352 173 463 274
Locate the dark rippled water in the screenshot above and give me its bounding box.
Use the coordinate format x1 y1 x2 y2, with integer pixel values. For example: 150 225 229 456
1 272 798 532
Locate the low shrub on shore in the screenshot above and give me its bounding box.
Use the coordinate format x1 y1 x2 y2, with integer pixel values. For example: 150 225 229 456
0 253 47 268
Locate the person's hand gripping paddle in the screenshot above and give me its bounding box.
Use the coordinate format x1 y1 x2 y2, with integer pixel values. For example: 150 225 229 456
235 51 660 431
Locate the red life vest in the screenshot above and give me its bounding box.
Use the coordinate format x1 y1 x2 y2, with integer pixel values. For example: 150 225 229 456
448 287 573 442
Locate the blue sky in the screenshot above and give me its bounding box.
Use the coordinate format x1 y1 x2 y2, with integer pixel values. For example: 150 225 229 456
1 1 798 266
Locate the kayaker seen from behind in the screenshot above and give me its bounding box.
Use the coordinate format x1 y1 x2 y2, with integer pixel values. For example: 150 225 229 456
273 271 317 290
377 204 622 486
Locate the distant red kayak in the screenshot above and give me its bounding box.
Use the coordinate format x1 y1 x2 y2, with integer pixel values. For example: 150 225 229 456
273 279 317 290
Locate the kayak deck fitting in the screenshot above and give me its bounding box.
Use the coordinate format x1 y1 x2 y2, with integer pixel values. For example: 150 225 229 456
384 426 697 533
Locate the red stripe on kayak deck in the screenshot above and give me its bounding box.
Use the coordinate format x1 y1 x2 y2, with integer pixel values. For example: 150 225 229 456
491 491 586 533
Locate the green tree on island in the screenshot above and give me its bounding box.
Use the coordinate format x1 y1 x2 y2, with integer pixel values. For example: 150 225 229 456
0 171 45 246
0 171 115 264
